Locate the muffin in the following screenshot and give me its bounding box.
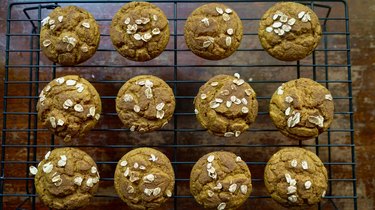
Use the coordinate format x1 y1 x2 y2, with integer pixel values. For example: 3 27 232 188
114 147 175 209
190 151 252 210
29 148 100 209
37 75 101 142
258 2 322 61
264 147 328 208
184 3 243 60
194 74 258 137
269 78 334 140
116 75 175 132
40 6 100 65
110 2 170 62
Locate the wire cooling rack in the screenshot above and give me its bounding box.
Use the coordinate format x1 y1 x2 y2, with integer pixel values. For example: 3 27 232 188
1 0 356 209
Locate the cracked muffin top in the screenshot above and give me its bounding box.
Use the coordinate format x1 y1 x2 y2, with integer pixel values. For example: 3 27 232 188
116 75 175 133
264 147 328 208
30 148 100 210
40 6 100 66
190 151 252 210
37 75 102 142
194 73 258 137
114 147 174 210
184 3 243 60
110 2 170 62
269 78 334 140
258 2 322 61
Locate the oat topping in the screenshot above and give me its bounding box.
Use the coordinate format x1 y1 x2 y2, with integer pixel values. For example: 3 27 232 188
266 27 273 33
57 155 67 167
127 185 135 193
234 73 240 79
74 104 84 112
288 195 298 203
216 7 224 14
201 93 207 99
222 13 230 21
142 33 152 42
240 185 248 194
225 36 232 46
287 185 297 194
308 115 324 127
49 117 56 128
91 166 97 174
194 109 199 114
153 15 158 21
213 182 222 190
277 86 284 95
228 183 237 193
75 83 84 92
123 94 133 102
139 165 146 170
210 101 221 109
302 160 309 170
156 102 165 111
285 107 291 116
144 188 152 196
82 22 90 28
133 162 139 169
66 79 76 86
57 119 64 126
304 180 312 189
208 190 214 197
298 11 305 19
226 101 232 108
217 202 226 210
156 110 165 119
236 156 242 162
152 28 160 35
325 94 333 101
52 174 62 186
74 176 83 186
290 159 298 168
298 11 311 22
45 151 51 160
124 17 131 25
42 162 53 173
285 96 293 103
49 24 55 30
203 36 215 48
133 105 141 113
42 39 51 47
287 111 300 128
143 174 155 183
41 16 50 26
288 18 296 25
224 132 234 137
166 190 172 197
62 36 77 51
149 154 158 162
94 114 100 120
29 166 38 175
322 190 326 197
120 160 128 167
86 177 94 187
207 155 215 162
55 77 65 84
88 107 96 117
133 33 142 40
201 17 209 27
273 21 282 28
241 106 249 113
124 167 130 177
225 8 232 14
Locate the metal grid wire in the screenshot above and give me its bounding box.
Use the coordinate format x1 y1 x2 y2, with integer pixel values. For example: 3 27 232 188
1 0 356 209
